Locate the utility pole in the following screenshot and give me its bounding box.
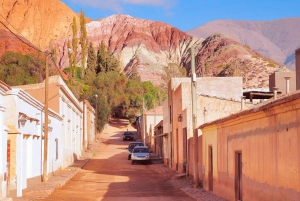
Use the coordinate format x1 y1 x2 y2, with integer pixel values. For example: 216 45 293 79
191 47 199 188
43 54 49 182
95 94 98 142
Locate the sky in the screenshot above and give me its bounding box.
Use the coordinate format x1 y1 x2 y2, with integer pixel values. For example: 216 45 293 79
61 0 300 31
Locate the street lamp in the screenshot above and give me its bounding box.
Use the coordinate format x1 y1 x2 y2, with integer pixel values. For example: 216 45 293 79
95 94 98 142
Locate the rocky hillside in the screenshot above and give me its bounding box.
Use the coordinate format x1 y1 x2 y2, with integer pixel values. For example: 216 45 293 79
187 18 300 70
0 0 78 49
0 29 38 56
53 15 203 85
0 0 282 89
53 15 280 88
192 34 279 88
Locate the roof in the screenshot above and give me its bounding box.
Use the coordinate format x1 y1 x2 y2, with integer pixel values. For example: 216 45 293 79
199 89 300 129
145 105 163 115
243 91 281 100
6 125 20 134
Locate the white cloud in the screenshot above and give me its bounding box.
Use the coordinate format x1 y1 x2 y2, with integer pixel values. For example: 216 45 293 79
71 0 176 12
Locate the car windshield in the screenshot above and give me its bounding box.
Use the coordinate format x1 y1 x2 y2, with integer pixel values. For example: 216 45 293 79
129 143 143 149
124 132 133 135
133 148 149 153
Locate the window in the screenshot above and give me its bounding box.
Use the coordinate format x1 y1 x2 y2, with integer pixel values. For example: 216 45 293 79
55 138 58 160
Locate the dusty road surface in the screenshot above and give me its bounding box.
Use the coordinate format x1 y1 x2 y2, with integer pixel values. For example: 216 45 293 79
44 118 194 201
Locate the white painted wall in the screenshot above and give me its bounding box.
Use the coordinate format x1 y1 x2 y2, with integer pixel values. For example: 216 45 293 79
0 89 8 198
4 88 62 197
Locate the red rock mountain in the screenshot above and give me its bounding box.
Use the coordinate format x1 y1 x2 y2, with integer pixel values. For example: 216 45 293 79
53 15 280 88
187 18 300 70
0 29 38 56
0 0 281 88
0 0 78 49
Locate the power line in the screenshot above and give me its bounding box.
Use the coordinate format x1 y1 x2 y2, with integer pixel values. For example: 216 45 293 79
0 14 68 78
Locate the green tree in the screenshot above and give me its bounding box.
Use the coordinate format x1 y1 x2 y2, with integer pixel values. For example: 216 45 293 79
96 41 119 73
160 63 187 91
71 16 78 78
129 65 140 81
80 9 87 79
84 42 97 84
0 52 46 86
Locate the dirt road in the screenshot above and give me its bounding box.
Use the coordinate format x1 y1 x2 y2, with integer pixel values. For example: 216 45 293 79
43 118 194 201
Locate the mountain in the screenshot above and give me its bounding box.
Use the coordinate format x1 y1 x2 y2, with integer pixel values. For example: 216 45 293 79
0 29 38 56
53 15 203 85
187 18 300 70
0 0 78 50
0 0 281 89
52 15 280 88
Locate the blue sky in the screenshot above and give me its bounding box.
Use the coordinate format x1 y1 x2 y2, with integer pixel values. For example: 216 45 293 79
61 0 300 31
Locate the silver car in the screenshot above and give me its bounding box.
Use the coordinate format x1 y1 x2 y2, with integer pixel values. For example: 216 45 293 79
131 146 151 165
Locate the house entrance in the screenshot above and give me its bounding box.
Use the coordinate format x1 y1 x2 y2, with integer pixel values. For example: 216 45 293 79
208 146 213 191
6 140 10 196
235 151 242 201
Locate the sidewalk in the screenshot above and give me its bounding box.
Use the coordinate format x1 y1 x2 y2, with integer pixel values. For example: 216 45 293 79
13 143 96 201
13 141 226 201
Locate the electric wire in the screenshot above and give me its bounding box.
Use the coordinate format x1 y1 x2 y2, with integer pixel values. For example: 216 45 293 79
0 14 68 78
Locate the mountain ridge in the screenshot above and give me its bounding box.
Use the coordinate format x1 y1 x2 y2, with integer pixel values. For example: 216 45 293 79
187 17 300 70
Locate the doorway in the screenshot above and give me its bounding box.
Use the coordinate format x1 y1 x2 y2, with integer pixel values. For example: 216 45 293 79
235 151 242 201
208 146 213 191
6 140 10 196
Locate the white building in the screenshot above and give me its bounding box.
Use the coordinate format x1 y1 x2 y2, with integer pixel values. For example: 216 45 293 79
4 88 62 197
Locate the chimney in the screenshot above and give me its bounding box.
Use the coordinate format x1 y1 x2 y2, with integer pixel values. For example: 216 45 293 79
285 77 291 94
241 96 245 110
273 87 279 99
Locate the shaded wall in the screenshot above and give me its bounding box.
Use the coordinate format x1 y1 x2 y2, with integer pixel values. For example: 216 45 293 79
202 98 300 201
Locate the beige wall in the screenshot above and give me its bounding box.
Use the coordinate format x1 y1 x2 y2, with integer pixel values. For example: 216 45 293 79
269 71 296 94
201 97 300 201
168 79 247 178
296 48 300 89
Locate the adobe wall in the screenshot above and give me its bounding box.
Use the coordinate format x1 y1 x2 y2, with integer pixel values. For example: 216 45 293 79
207 98 300 201
296 48 300 89
269 71 296 94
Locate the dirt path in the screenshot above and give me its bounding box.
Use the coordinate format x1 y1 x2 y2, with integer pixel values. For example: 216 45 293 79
43 118 194 201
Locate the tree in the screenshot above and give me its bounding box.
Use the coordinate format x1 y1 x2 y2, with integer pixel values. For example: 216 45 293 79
96 41 106 73
96 41 119 73
129 65 141 81
71 16 78 78
160 63 187 91
84 42 97 84
0 52 46 86
80 9 87 79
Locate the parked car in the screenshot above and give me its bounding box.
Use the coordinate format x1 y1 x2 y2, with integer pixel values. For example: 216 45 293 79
131 145 151 165
126 142 144 160
123 131 134 141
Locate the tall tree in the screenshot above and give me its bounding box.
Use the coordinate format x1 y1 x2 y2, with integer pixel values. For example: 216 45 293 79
80 9 87 79
160 63 187 92
71 16 78 78
84 42 97 84
96 41 106 73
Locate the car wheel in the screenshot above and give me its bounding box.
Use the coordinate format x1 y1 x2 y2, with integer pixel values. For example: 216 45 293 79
131 160 134 165
128 154 131 160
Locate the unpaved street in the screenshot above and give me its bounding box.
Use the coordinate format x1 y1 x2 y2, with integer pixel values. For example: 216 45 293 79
44 118 194 201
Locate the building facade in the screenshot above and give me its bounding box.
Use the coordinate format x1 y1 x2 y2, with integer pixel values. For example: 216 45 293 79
200 91 300 201
4 88 62 197
164 77 247 181
0 81 11 199
18 76 84 168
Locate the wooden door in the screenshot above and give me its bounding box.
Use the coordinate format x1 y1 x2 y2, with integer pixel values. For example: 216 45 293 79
235 152 242 201
208 146 213 191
